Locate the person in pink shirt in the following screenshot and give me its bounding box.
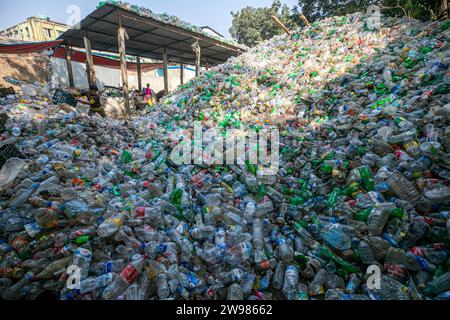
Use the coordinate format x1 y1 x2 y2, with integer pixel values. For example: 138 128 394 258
143 83 155 106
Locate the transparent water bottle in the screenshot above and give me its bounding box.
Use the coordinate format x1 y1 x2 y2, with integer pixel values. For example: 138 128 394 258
282 265 299 300
227 283 244 300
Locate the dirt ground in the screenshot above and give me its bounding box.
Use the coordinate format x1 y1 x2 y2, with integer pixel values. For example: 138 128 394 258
0 52 52 92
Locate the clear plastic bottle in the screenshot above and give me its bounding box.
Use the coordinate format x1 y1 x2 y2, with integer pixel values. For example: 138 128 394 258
282 265 299 300
1 271 34 300
276 236 293 262
367 207 391 236
252 219 265 250
69 251 92 280
227 283 244 300
386 173 421 204
90 260 127 275
358 240 376 264
102 254 145 300
97 213 126 238
272 261 285 290
156 273 170 299
320 227 351 251
309 269 327 296
77 272 116 295
241 272 256 297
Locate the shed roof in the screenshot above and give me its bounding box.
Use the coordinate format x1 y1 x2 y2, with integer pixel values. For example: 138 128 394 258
58 3 245 66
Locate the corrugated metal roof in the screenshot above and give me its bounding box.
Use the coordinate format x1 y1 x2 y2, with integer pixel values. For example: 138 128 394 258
59 3 245 66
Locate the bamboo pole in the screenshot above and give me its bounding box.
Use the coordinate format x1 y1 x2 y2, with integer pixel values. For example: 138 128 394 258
299 14 310 26
271 15 291 35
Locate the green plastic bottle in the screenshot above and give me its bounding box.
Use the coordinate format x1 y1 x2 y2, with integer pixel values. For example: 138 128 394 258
121 150 133 164
359 167 374 191
76 236 89 245
343 182 360 196
327 188 340 208
319 245 360 274
390 208 405 219
355 208 372 222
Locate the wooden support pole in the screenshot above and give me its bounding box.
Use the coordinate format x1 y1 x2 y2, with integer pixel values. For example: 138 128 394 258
83 36 96 87
163 48 169 93
136 56 142 92
180 64 184 85
191 41 201 77
118 22 130 118
206 59 209 71
299 14 310 26
271 15 291 35
65 46 74 88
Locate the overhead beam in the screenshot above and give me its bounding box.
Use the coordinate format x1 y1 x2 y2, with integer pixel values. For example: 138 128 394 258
69 38 224 66
68 39 224 66
78 28 220 63
117 11 242 52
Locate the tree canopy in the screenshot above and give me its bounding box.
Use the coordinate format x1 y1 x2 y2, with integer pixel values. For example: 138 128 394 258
229 0 448 47
294 0 449 23
229 0 298 47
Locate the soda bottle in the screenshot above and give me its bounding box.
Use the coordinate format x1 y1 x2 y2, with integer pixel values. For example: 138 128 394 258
71 247 93 279
102 254 145 300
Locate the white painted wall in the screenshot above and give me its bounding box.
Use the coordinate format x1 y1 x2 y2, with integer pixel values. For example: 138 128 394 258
51 57 197 92
51 57 120 90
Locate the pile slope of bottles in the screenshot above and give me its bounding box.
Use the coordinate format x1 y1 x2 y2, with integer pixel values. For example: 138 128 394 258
0 12 449 300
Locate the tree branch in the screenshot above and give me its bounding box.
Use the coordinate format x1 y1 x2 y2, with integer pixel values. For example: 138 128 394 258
380 0 409 18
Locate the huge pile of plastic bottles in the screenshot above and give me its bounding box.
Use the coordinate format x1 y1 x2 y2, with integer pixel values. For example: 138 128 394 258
0 12 449 300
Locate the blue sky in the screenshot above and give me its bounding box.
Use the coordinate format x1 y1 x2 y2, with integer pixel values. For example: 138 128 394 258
0 0 299 39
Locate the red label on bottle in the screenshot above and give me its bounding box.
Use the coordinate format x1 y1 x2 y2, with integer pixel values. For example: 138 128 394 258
384 263 406 278
135 208 146 217
410 247 425 257
120 264 139 285
196 181 204 189
423 217 433 226
258 260 270 270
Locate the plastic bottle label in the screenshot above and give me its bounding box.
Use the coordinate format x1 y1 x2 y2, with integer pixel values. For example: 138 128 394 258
120 264 139 285
135 208 146 217
104 261 114 273
112 218 122 228
75 248 92 260
258 260 270 270
24 222 42 238
99 273 113 287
